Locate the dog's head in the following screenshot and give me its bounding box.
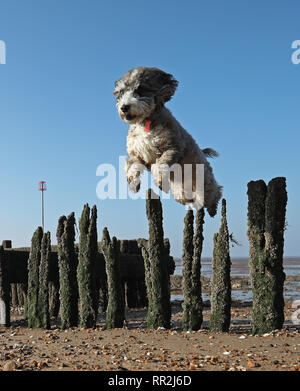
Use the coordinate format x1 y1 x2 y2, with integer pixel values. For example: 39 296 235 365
113 67 178 124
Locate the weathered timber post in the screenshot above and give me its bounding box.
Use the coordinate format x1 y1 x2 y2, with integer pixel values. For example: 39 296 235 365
21 283 28 318
57 213 79 329
11 284 18 308
99 277 108 313
77 204 99 328
182 209 194 330
27 227 43 328
140 189 171 329
88 206 100 321
0 246 10 326
139 238 153 324
191 209 204 329
182 208 204 331
2 240 12 249
210 199 231 332
102 227 125 329
17 284 25 307
247 177 287 335
48 281 60 318
38 232 51 329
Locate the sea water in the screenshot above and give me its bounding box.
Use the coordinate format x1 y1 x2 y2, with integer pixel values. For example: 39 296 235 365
172 257 300 302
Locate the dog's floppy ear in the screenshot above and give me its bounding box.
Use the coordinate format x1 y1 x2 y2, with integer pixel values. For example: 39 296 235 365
142 68 178 103
113 80 121 96
158 71 178 103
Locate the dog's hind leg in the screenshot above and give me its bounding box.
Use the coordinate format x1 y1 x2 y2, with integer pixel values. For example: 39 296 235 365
192 193 205 211
206 184 223 217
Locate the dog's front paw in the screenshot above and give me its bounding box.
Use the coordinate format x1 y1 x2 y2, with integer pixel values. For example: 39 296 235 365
151 163 170 193
125 160 145 193
128 175 141 193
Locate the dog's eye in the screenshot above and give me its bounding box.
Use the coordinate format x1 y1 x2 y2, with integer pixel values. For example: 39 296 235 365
115 90 124 100
135 86 147 96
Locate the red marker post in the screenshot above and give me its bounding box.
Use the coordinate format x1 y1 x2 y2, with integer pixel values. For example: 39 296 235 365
39 181 47 231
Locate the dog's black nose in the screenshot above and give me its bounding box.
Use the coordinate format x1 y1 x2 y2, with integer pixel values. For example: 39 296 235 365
121 104 130 113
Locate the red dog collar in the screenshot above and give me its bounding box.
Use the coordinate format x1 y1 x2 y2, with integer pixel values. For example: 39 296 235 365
144 120 151 132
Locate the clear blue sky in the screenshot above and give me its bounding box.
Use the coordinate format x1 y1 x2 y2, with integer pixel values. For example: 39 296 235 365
0 0 299 258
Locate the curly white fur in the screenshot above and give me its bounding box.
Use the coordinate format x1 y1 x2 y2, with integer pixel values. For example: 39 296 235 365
114 67 222 217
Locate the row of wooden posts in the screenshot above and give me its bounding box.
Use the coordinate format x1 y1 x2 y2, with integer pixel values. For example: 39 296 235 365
0 177 287 335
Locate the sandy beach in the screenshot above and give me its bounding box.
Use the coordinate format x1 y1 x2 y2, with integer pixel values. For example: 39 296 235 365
1 274 299 372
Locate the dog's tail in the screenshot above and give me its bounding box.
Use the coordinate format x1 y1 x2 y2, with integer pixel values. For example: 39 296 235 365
202 148 219 158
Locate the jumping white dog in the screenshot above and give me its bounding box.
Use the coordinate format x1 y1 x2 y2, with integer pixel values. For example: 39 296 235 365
113 67 222 217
